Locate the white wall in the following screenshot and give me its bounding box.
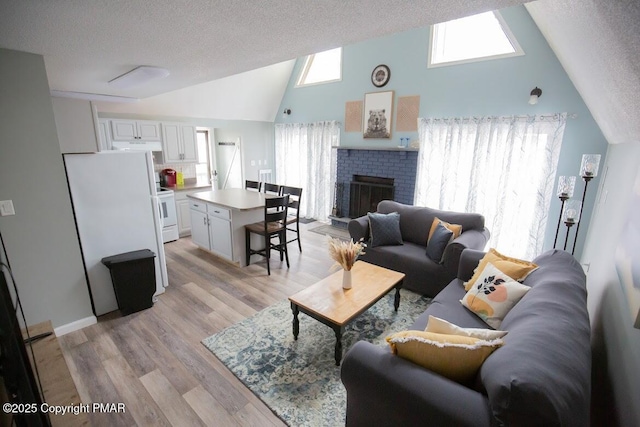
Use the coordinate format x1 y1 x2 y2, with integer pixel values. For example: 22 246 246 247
581 141 640 426
0 48 94 329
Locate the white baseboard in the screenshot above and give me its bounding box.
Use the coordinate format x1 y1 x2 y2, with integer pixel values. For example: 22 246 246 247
54 315 97 336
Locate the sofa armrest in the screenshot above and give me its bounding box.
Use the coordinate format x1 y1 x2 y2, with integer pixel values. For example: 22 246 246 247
348 216 370 242
442 228 490 278
341 341 493 427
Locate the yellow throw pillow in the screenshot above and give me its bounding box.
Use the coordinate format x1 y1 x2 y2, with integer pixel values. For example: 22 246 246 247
386 330 503 383
461 262 531 329
427 217 462 244
464 248 538 291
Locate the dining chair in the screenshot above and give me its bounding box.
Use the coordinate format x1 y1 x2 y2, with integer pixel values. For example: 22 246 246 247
263 183 281 195
280 186 303 252
244 195 290 275
245 180 261 192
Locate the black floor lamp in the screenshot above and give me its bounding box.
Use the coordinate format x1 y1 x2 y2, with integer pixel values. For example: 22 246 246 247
553 175 576 248
562 199 582 250
571 154 601 255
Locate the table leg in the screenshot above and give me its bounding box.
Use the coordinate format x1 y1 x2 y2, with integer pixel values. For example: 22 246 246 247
333 327 344 366
394 281 402 312
291 303 299 340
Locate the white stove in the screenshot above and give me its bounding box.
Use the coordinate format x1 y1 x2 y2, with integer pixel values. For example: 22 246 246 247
157 187 179 243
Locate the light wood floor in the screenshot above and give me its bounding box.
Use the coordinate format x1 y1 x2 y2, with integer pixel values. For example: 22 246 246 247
59 222 336 426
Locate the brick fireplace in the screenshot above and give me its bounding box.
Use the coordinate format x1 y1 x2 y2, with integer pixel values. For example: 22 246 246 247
334 148 418 221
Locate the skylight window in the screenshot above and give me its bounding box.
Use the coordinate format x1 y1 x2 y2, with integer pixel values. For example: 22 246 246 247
428 11 523 68
296 47 342 87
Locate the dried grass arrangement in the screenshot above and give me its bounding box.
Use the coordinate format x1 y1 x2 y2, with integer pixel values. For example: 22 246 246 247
328 237 366 271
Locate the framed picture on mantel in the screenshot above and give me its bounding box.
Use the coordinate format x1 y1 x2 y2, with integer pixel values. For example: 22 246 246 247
363 91 394 139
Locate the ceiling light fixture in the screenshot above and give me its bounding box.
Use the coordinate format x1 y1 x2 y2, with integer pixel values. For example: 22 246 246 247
108 66 170 89
528 87 542 105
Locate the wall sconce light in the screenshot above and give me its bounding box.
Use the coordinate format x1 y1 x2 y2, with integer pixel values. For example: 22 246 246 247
528 87 542 105
282 108 292 117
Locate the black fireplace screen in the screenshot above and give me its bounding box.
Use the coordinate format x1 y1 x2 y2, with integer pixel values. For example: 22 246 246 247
349 175 395 218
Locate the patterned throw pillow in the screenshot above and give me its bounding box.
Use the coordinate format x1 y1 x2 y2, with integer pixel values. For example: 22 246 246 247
368 212 403 247
425 315 508 340
460 262 531 329
386 330 503 383
464 248 538 291
425 222 453 262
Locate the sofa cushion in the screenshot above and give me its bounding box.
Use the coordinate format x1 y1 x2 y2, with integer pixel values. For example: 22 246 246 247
411 279 490 330
386 330 503 383
425 222 453 262
368 211 403 247
425 316 508 340
464 248 538 291
377 200 485 247
478 250 591 427
460 263 531 329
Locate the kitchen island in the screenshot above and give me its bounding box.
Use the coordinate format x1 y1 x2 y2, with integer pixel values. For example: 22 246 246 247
187 189 277 267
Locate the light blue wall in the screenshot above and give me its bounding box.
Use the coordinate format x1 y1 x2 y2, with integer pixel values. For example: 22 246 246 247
275 5 608 259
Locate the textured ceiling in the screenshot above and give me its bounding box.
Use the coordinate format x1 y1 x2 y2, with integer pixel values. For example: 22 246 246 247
0 0 524 98
0 0 638 145
526 0 640 145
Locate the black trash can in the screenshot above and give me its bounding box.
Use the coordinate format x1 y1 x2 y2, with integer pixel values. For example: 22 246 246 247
101 249 156 315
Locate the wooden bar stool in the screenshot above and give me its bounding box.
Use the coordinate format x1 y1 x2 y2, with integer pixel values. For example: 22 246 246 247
245 180 261 192
263 183 281 195
245 195 290 275
281 186 303 252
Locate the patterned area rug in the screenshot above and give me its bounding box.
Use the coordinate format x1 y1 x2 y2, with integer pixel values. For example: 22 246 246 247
202 290 430 426
309 224 351 241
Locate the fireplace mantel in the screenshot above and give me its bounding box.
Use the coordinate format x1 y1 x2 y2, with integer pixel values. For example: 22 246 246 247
333 145 418 152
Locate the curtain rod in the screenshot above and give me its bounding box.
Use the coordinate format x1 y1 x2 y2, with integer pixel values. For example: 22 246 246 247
423 113 578 121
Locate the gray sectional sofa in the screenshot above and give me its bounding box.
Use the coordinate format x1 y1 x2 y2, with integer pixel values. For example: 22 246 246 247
341 248 591 427
348 200 490 296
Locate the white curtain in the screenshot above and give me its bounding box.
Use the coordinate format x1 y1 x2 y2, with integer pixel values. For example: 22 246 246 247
415 114 567 259
275 121 339 222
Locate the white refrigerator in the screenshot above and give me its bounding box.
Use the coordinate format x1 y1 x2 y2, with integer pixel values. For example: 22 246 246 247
64 151 168 316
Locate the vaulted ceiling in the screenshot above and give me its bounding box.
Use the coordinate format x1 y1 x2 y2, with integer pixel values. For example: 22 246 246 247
0 0 638 144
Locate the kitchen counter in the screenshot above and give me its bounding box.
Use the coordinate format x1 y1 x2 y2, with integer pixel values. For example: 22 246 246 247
187 189 279 266
162 179 212 192
188 188 277 211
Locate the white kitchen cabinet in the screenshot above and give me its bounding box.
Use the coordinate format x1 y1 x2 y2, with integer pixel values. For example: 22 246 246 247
208 213 232 259
175 190 193 236
162 123 197 162
190 208 210 249
188 199 233 261
111 119 161 141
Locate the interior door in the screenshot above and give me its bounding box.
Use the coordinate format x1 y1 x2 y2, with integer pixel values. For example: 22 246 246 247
216 137 243 189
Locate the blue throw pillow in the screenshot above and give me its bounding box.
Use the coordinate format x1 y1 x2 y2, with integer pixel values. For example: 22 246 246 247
368 212 403 247
426 222 454 262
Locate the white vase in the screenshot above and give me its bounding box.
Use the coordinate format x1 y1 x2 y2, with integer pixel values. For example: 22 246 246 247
342 269 352 289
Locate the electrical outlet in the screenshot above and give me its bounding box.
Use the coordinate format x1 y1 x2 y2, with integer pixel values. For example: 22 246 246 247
251 160 256 166
0 200 15 216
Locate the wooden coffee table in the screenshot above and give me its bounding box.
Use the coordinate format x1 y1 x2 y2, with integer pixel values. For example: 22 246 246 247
288 261 405 365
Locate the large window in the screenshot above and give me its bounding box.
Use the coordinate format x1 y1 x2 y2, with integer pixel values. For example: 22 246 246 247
296 47 342 87
428 11 523 68
415 114 567 259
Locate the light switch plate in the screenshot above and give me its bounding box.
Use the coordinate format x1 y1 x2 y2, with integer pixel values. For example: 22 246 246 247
0 200 15 216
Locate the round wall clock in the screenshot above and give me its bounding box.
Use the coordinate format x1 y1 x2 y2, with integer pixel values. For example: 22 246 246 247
371 64 391 87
